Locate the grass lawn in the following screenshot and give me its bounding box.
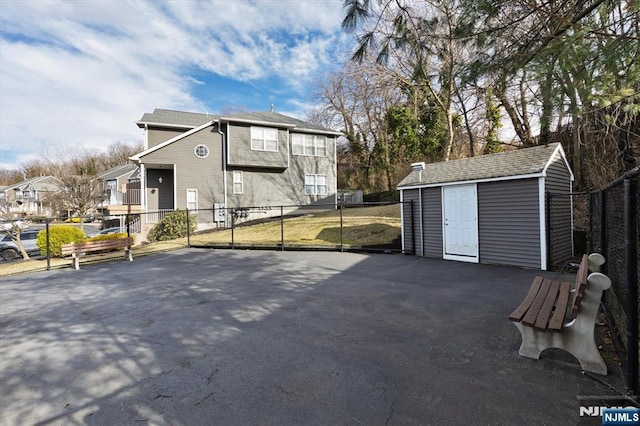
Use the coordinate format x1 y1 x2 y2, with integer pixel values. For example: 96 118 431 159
189 203 402 248
0 204 402 277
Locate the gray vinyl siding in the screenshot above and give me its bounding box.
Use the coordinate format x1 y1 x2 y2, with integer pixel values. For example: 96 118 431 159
140 125 224 217
402 190 419 254
147 127 188 148
226 136 337 208
422 187 443 258
477 179 541 268
546 152 573 265
227 124 289 168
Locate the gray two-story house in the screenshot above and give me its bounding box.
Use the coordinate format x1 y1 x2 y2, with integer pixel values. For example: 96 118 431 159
130 109 341 228
0 176 62 218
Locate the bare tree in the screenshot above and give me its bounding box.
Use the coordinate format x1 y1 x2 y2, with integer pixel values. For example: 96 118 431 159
343 0 474 161
319 60 403 191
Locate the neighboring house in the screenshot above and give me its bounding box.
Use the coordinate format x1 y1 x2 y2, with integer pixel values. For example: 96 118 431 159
130 108 341 228
397 143 574 270
0 176 63 218
95 164 141 216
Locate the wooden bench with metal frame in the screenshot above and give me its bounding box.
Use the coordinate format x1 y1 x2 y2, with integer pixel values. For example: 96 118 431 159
508 253 611 375
61 237 134 270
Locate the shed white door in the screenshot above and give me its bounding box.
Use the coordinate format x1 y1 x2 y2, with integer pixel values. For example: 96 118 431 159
443 185 478 261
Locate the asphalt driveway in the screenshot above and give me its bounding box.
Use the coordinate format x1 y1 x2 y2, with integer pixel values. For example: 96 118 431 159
0 249 625 425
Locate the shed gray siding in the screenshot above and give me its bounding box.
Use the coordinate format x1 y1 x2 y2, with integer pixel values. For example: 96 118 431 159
401 189 419 254
421 187 443 258
477 179 541 268
545 152 573 265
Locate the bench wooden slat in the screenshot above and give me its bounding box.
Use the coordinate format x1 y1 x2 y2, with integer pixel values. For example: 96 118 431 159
534 280 561 331
547 281 571 331
61 238 132 254
522 278 552 327
61 238 134 269
509 276 544 322
569 254 589 319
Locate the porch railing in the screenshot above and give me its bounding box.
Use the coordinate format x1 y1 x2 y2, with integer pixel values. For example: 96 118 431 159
146 209 173 224
103 189 141 206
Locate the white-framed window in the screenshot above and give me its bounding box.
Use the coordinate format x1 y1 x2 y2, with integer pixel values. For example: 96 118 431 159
251 126 278 152
233 171 243 194
292 134 327 157
304 174 328 196
194 144 209 158
186 188 198 212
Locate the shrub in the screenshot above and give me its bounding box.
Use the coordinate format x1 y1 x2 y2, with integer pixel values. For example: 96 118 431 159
37 225 86 257
85 233 128 242
148 210 197 242
64 217 83 223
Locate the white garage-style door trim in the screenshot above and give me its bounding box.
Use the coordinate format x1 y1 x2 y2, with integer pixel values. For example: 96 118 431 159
442 184 479 263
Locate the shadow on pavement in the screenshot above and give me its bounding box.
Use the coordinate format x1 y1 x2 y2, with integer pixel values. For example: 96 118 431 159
0 249 625 425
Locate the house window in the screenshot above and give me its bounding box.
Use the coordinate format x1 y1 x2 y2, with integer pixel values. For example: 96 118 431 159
233 171 243 194
304 174 328 196
186 189 198 212
292 134 327 157
251 127 278 152
194 144 209 158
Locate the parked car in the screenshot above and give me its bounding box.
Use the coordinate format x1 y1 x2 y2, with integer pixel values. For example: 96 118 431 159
85 227 126 238
97 227 126 235
0 231 42 261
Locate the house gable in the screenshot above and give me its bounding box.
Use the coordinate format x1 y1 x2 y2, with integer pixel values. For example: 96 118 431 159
130 120 215 162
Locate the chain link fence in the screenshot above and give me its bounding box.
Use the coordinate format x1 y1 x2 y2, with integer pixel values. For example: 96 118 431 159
0 203 403 276
182 202 402 252
548 167 639 395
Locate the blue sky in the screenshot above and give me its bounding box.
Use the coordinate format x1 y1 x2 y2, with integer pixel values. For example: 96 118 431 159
0 0 352 170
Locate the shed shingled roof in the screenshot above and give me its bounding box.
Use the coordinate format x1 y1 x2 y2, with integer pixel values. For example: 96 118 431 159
397 143 566 188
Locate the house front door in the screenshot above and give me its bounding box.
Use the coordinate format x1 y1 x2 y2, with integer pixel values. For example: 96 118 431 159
443 184 478 262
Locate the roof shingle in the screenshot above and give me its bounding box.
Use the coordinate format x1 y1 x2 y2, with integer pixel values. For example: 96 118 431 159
137 109 339 134
397 143 565 188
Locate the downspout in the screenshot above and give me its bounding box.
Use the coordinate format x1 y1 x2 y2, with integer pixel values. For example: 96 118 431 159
217 121 228 211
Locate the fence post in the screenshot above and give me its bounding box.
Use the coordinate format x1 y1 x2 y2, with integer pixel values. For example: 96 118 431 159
45 219 50 271
624 177 638 395
340 203 344 252
231 209 235 250
185 209 191 248
588 191 594 253
126 213 131 238
599 190 607 274
280 205 284 252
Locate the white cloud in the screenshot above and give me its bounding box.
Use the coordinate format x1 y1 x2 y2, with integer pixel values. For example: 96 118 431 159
0 0 350 169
